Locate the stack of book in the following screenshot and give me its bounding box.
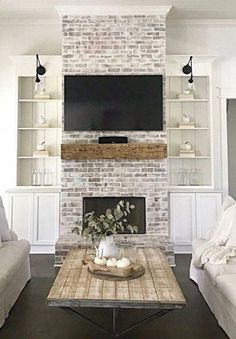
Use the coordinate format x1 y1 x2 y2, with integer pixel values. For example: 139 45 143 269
34 123 49 128
33 150 49 157
179 149 195 157
178 122 195 129
34 93 50 100
176 93 194 100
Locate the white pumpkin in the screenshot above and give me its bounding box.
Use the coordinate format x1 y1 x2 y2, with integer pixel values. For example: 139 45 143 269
117 257 131 268
106 258 117 267
36 141 47 151
184 142 192 151
182 114 190 123
122 257 131 267
39 114 46 124
100 257 107 265
94 257 107 266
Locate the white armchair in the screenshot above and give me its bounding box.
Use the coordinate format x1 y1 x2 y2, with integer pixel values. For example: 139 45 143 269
0 196 31 328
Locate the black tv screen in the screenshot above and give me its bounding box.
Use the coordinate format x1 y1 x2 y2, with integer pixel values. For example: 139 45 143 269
64 75 163 131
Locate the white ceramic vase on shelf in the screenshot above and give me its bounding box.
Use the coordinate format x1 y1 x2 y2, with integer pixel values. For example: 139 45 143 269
98 235 119 258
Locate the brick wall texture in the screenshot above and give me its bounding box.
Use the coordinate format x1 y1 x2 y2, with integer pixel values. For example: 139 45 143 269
59 14 174 264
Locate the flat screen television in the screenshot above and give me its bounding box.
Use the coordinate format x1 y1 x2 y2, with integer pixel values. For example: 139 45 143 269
64 75 163 131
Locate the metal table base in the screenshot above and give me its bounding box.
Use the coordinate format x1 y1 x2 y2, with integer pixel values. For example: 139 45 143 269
60 306 173 338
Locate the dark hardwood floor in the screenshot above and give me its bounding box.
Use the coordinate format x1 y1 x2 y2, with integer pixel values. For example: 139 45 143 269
0 254 228 339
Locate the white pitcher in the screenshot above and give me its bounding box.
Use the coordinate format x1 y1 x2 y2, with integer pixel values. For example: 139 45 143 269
97 235 119 258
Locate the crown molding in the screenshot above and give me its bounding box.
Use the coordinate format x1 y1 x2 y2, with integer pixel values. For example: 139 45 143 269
10 55 61 61
167 55 217 63
0 18 60 25
56 5 172 17
167 19 236 26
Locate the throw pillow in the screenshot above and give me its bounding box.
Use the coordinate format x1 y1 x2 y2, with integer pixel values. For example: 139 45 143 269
0 197 11 241
223 195 236 211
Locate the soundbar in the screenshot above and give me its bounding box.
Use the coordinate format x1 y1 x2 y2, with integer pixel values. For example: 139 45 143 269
98 136 128 144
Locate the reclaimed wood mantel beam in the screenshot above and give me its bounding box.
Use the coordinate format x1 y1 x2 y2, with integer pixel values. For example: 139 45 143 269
61 143 167 160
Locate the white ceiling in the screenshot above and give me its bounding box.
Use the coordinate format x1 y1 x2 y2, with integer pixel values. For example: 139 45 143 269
1 0 236 21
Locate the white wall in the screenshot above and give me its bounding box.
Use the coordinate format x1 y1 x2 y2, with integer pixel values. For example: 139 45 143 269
0 22 61 204
167 21 236 56
167 21 236 87
227 99 236 199
166 21 236 92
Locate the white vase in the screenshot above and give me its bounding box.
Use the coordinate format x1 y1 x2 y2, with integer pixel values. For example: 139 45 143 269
98 235 119 258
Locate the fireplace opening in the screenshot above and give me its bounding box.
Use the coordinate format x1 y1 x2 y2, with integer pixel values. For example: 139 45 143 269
83 197 146 234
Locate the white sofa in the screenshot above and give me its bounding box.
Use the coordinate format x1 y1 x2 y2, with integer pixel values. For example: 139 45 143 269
190 239 236 339
0 197 31 328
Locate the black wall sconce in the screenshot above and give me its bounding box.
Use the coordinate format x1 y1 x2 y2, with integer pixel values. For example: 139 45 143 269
35 54 46 83
182 56 193 84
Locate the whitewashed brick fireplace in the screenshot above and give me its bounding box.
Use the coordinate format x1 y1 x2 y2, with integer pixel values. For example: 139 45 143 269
55 6 174 266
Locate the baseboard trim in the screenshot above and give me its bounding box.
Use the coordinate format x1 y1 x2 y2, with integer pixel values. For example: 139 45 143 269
174 245 192 254
30 245 55 254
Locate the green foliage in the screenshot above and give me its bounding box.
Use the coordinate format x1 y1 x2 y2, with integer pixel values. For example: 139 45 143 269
72 200 138 243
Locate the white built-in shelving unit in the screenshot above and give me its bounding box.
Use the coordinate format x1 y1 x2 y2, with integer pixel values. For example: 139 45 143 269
166 56 223 253
7 55 62 253
15 56 62 187
166 56 215 188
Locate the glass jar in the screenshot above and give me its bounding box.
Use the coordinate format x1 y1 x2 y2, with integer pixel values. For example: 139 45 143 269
32 169 37 186
116 238 136 264
32 169 42 186
177 169 188 186
44 169 53 186
189 169 199 186
39 170 44 186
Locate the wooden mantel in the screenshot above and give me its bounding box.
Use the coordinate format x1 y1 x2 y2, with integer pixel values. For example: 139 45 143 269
61 143 167 160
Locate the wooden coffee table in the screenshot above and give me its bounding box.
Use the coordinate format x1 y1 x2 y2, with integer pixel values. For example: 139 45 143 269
47 248 186 337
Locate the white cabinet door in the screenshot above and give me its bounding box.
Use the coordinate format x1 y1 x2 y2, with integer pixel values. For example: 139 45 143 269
8 193 33 241
170 193 196 249
33 193 59 245
196 193 222 239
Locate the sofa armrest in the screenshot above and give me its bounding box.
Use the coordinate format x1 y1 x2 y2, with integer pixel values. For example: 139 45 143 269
9 229 18 241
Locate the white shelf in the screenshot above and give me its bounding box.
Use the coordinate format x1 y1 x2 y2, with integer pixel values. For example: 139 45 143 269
167 127 209 130
18 156 60 159
168 156 211 159
167 75 210 78
168 186 216 192
18 99 62 102
18 127 61 130
6 186 61 193
166 99 209 102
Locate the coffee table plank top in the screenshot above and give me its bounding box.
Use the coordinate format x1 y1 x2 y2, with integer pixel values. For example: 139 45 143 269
47 248 186 309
